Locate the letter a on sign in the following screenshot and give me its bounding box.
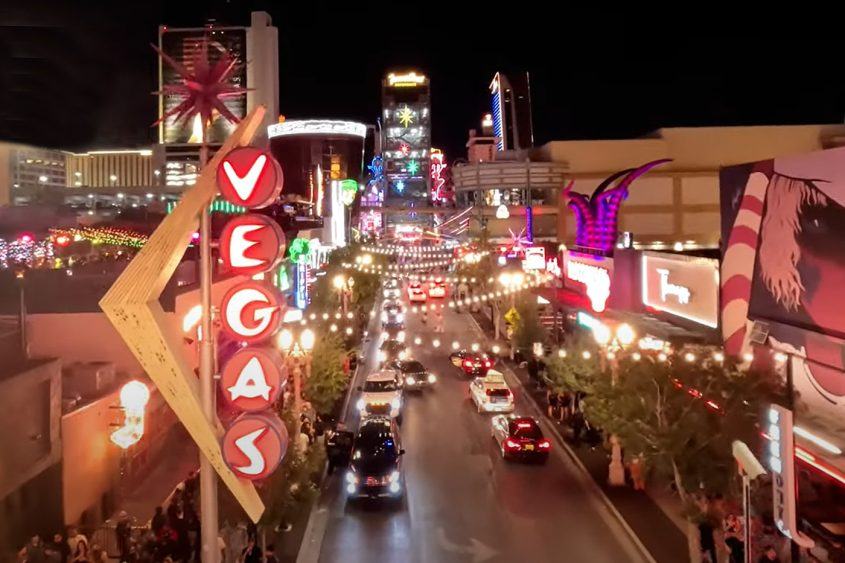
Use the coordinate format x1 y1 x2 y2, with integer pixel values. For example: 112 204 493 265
220 348 285 411
217 146 284 209
220 214 286 275
222 413 288 480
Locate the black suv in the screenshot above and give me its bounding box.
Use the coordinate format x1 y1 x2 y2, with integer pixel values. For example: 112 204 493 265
344 417 405 500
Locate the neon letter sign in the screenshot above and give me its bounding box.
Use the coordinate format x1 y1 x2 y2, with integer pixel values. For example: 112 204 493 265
567 261 611 312
657 268 691 304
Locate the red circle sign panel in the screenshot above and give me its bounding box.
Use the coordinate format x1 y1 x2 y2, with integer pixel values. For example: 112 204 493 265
220 214 286 275
220 281 284 343
217 147 283 208
222 413 288 480
220 347 286 412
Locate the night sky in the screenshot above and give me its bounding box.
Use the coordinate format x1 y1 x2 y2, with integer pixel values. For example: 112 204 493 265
1 2 844 159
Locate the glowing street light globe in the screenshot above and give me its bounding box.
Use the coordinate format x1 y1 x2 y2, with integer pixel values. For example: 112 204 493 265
593 324 612 346
300 328 315 351
278 329 294 351
616 324 635 347
333 275 346 290
120 380 151 411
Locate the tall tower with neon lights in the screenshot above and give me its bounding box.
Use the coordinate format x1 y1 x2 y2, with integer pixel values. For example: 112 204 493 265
489 72 534 152
381 70 432 229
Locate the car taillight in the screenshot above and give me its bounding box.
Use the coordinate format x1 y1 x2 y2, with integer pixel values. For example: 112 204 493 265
505 439 520 450
538 440 551 449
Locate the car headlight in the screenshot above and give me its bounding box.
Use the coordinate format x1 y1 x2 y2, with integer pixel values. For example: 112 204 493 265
345 470 358 485
378 351 386 361
356 398 365 411
398 350 408 360
396 313 404 322
428 373 437 384
389 481 401 494
389 470 400 483
381 311 388 322
397 331 405 342
390 397 401 410
406 376 416 385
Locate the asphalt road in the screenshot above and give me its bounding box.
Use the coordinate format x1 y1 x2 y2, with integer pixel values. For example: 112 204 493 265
304 292 649 563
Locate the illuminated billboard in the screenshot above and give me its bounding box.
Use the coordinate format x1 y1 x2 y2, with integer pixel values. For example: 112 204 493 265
158 27 248 144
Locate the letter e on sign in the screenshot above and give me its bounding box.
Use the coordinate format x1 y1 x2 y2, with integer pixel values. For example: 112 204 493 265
220 282 284 343
221 348 285 411
217 147 283 208
220 215 286 275
222 413 288 480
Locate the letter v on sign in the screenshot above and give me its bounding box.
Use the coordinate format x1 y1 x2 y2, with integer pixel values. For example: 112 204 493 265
216 146 284 209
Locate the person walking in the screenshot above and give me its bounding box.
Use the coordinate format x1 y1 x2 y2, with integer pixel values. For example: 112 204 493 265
151 507 166 537
239 537 262 563
48 533 70 563
66 529 88 563
115 512 131 562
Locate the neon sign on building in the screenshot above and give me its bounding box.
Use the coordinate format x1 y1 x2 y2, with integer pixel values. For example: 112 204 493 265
565 159 671 255
430 148 447 203
567 260 611 313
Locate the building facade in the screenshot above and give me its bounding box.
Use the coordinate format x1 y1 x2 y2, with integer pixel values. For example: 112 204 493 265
267 119 367 245
453 124 845 248
381 71 432 228
65 149 159 189
0 143 67 206
489 72 534 152
157 11 279 189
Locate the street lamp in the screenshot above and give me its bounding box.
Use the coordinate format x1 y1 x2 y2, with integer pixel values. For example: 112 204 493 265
279 328 315 440
591 321 638 486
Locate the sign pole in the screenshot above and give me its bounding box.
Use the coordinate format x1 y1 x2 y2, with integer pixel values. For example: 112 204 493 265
199 138 220 563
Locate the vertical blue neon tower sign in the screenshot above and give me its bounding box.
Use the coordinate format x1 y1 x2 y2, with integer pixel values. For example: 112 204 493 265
490 72 505 151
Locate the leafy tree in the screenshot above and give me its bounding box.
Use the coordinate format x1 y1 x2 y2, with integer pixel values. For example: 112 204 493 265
580 355 782 559
304 332 349 416
544 334 601 394
513 295 545 353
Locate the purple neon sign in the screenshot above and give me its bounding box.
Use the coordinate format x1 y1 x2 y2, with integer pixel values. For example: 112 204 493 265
565 159 671 254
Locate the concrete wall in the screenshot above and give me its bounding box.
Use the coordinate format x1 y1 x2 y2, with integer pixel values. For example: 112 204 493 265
61 388 121 525
0 358 64 555
27 313 147 376
0 359 62 501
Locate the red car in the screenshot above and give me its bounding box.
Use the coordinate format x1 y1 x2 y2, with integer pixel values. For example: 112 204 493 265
491 415 551 463
449 350 493 376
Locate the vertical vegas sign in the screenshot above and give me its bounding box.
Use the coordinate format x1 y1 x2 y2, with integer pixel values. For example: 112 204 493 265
216 146 289 480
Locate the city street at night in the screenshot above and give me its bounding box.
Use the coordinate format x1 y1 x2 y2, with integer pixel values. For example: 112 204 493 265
306 294 648 563
4 5 845 562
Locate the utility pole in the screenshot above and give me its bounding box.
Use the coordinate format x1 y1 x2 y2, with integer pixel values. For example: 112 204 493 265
198 137 219 563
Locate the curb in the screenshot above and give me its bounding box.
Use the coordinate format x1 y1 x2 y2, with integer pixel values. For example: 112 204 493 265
465 312 657 563
296 301 379 563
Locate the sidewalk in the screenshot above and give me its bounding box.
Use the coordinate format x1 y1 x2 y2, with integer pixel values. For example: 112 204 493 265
470 310 690 563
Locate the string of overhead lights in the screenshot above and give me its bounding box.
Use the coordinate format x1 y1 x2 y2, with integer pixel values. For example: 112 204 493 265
361 241 467 257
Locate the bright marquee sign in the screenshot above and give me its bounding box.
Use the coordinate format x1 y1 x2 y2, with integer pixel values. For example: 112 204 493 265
565 252 612 313
641 252 719 329
267 119 367 139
